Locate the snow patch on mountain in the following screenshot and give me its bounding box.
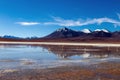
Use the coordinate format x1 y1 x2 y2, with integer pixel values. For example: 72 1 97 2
56 27 69 32
101 29 109 33
81 29 91 33
94 29 109 33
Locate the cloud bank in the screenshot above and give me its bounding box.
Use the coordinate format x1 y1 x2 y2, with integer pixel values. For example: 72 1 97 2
16 22 40 26
16 15 120 27
44 17 120 27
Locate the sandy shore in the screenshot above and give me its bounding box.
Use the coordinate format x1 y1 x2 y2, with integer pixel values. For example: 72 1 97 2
0 41 120 47
0 62 120 80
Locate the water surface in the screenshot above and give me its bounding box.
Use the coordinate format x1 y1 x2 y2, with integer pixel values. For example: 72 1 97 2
0 45 120 69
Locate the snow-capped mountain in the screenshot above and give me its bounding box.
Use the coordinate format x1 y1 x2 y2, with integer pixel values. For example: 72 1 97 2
81 29 91 33
1 28 120 42
93 29 111 37
44 28 113 38
56 27 70 32
45 27 82 38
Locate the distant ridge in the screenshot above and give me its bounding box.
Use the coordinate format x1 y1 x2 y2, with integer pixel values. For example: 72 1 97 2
45 27 83 38
2 35 21 39
0 27 120 43
44 27 113 38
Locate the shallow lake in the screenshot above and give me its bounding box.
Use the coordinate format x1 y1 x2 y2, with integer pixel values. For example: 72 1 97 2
0 44 120 69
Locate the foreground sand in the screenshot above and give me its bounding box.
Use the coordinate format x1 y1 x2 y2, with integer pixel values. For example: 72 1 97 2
0 62 120 80
0 41 120 47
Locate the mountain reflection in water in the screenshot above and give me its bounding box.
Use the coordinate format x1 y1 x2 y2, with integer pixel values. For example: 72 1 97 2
0 44 120 69
41 45 120 59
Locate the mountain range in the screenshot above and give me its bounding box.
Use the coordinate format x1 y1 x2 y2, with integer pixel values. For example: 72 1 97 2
0 27 120 43
45 27 113 38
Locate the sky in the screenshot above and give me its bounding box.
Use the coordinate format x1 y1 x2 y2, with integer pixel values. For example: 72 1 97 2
0 0 120 37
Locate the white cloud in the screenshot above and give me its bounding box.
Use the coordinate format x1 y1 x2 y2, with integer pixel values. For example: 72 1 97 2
16 16 120 27
44 17 120 27
16 22 40 26
44 17 80 26
80 18 120 26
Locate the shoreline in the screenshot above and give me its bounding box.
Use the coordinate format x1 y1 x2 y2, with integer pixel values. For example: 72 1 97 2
0 62 120 80
0 41 120 47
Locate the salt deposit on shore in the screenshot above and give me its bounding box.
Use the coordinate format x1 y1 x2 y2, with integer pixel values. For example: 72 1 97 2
0 41 120 47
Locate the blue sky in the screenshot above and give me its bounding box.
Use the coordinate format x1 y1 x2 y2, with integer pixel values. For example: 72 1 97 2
0 0 120 37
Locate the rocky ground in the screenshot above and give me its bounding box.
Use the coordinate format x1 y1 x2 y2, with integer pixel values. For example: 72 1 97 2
0 61 120 80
